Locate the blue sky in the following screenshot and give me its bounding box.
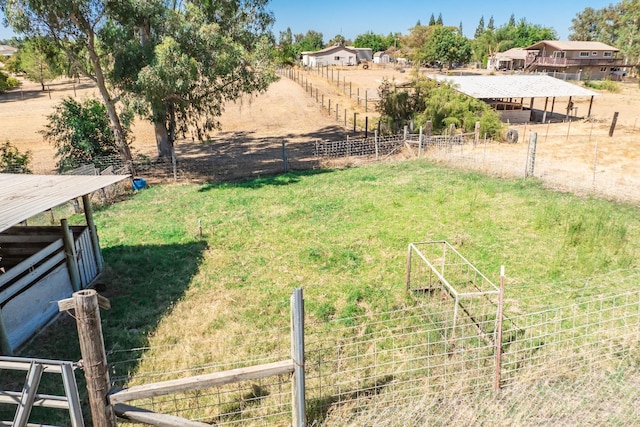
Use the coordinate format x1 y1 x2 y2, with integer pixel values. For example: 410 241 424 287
0 1 614 43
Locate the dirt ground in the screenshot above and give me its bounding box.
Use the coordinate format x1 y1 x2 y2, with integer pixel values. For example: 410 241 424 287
1 67 639 195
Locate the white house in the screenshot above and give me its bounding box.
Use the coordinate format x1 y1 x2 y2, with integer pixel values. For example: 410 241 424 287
302 45 357 67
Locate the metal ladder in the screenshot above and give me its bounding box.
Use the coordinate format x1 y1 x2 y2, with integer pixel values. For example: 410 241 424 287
0 356 84 427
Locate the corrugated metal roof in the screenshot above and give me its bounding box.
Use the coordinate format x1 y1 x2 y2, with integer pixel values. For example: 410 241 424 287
525 40 619 52
0 174 130 233
433 74 598 99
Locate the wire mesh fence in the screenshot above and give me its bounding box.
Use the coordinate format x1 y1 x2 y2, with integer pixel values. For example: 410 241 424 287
103 269 640 426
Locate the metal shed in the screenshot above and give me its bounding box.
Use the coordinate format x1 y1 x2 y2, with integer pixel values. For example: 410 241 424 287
433 74 598 123
0 174 129 355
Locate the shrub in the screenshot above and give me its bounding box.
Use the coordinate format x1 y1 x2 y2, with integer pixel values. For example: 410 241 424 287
41 97 132 172
583 79 621 93
0 71 20 92
0 140 32 173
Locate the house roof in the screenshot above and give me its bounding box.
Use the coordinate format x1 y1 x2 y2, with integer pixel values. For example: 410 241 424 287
0 174 130 233
432 74 598 99
495 48 530 61
0 45 18 57
525 40 619 52
306 45 356 57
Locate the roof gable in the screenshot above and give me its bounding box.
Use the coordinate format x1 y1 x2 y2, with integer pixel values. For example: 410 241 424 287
307 45 356 56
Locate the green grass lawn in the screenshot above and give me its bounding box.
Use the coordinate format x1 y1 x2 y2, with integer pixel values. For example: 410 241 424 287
10 159 639 424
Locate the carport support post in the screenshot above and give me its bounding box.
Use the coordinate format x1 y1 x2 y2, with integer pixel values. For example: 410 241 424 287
588 95 594 118
542 97 549 123
83 194 104 272
61 219 82 292
73 289 117 427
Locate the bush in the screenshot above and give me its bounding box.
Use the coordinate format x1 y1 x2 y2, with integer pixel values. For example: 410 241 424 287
377 76 503 138
41 97 132 172
0 140 32 173
583 79 621 93
0 71 20 92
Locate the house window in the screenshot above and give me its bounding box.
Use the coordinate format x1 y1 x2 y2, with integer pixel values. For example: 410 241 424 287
553 51 566 58
604 51 613 57
601 67 607 72
334 56 340 61
579 51 589 57
592 51 598 56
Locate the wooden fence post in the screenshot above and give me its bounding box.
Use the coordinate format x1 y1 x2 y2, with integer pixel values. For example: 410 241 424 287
291 288 306 427
374 130 379 160
418 126 423 157
74 289 116 427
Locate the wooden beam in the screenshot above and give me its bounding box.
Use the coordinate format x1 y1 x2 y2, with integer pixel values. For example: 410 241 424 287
109 359 294 405
114 404 212 427
588 95 594 118
58 295 111 312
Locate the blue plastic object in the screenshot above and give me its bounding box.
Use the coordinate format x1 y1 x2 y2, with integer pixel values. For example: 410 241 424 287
132 178 147 190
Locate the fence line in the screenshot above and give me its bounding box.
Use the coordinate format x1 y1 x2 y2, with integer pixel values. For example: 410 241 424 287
104 269 640 425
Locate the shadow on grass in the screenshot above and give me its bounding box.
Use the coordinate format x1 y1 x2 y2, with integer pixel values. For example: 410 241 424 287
198 169 335 192
5 241 207 424
306 374 395 424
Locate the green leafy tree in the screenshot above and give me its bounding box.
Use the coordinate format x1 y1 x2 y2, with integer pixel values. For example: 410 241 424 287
475 16 485 39
276 27 297 65
569 7 607 41
488 15 495 31
413 26 472 67
295 30 324 52
18 37 64 91
105 0 277 159
328 34 350 46
0 70 20 92
0 141 31 173
354 31 388 52
2 0 134 165
42 97 132 172
377 75 502 137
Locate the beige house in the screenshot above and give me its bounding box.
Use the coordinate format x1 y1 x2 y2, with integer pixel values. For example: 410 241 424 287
487 48 531 71
524 40 631 80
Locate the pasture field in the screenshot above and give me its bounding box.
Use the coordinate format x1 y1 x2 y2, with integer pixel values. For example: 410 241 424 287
2 68 640 424
12 160 640 425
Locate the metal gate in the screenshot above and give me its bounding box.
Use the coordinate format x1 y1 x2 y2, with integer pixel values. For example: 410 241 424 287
0 356 84 427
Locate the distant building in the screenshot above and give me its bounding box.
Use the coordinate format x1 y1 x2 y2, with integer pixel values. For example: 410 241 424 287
0 45 17 58
523 40 632 80
487 48 530 71
301 45 357 67
373 51 392 64
301 46 372 67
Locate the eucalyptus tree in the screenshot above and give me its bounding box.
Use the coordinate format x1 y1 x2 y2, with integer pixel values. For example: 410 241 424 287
105 0 277 159
1 0 134 164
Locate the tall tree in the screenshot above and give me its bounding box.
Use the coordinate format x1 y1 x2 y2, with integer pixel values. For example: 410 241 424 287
107 0 277 159
1 0 134 165
475 16 485 38
436 13 443 26
508 13 516 27
488 15 495 31
354 31 388 52
0 0 131 166
295 30 324 52
428 14 436 26
18 37 63 90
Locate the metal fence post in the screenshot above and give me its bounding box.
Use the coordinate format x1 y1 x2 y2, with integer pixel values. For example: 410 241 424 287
282 140 288 173
375 130 379 160
494 266 505 391
291 288 306 427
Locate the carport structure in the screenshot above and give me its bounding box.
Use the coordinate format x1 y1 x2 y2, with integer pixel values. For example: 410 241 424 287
433 74 598 124
0 174 129 355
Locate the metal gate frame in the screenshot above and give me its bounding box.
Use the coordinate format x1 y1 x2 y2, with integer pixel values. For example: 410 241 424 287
0 356 84 427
